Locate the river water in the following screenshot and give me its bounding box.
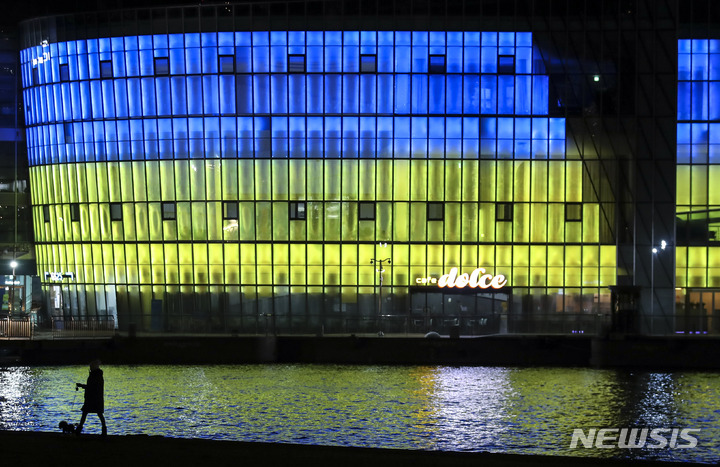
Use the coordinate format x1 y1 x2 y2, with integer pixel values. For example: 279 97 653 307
0 365 718 463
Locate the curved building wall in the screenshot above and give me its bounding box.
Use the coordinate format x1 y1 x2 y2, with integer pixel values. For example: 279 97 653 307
20 26 616 334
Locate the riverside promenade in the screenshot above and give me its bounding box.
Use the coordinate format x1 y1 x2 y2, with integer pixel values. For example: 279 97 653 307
0 431 709 467
3 333 720 368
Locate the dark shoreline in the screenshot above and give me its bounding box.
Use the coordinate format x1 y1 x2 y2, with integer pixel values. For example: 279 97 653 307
2 334 720 369
0 430 709 467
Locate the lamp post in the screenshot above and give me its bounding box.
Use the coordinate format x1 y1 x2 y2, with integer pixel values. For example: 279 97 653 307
370 244 391 335
9 260 17 316
651 240 668 334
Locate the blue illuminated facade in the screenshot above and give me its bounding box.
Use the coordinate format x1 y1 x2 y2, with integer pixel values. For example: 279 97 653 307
22 31 564 163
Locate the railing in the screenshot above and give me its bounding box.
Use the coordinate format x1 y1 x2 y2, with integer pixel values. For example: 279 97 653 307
0 317 32 339
51 316 116 339
121 312 609 336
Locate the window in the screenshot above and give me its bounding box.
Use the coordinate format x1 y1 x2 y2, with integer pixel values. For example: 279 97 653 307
162 202 176 220
59 63 70 82
100 60 113 78
427 202 444 221
154 57 170 75
32 67 39 86
288 55 306 73
360 54 377 73
110 203 123 221
219 55 235 73
223 201 239 220
429 55 446 74
496 202 513 221
498 55 515 74
359 202 376 221
43 205 50 222
70 203 80 222
290 201 306 220
63 123 74 144
565 203 582 222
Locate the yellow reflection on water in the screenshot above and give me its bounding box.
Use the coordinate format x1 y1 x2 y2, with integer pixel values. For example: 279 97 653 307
0 365 718 463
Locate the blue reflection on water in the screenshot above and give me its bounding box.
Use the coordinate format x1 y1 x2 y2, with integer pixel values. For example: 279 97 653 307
0 365 718 463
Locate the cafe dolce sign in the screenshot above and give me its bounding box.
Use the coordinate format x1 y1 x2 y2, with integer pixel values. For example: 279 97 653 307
415 267 507 290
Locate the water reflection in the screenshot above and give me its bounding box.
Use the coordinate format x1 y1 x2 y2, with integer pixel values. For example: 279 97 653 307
0 365 718 463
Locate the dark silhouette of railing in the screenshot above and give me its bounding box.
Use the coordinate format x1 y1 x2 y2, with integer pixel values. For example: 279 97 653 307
0 317 32 338
51 316 115 339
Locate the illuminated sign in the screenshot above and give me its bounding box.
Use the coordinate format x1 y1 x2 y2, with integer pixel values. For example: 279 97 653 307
32 41 51 67
415 276 438 285
431 267 507 289
415 268 508 289
45 272 74 281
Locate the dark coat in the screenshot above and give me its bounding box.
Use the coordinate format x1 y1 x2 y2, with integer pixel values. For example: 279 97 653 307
81 369 104 414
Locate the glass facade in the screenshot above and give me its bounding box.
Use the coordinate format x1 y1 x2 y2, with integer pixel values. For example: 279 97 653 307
24 1 689 335
0 32 34 285
676 39 720 333
19 28 616 334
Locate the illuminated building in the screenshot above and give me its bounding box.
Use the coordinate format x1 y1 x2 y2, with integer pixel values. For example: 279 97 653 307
676 38 720 333
16 1 685 335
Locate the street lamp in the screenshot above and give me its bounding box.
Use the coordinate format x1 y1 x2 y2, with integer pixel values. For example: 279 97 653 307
370 244 391 335
9 260 18 316
651 240 668 334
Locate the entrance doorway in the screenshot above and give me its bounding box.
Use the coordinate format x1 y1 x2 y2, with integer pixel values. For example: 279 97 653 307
409 288 508 335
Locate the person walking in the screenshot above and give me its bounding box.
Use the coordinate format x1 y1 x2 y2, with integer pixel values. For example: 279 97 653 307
75 359 107 436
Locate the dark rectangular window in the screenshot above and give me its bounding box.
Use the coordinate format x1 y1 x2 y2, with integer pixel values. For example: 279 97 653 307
359 202 376 221
496 202 513 221
59 63 70 82
154 57 170 75
360 54 377 73
427 202 444 221
565 203 582 222
70 203 80 222
32 67 39 85
162 202 176 220
288 55 306 73
100 60 113 78
110 203 123 221
429 55 446 73
63 123 74 144
498 55 515 74
219 55 235 73
223 201 239 220
290 201 306 220
43 205 50 222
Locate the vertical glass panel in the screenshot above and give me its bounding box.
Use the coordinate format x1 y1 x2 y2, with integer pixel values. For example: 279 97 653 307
429 76 445 114
359 160 375 201
378 75 393 114
289 75 306 113
341 202 357 241
463 76 479 114
343 75 359 113
271 75 288 113
395 74 410 114
325 75 341 113
428 160 444 201
446 75 462 114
